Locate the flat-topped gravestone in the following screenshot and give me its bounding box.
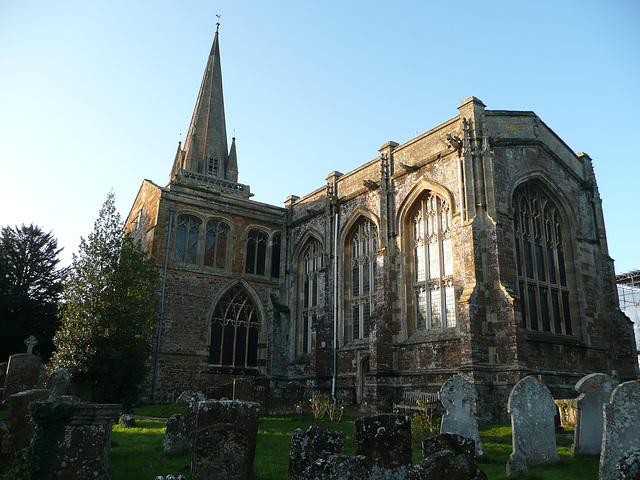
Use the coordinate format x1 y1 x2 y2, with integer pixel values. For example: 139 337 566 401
571 373 616 456
289 425 345 480
355 413 412 480
439 375 483 456
47 368 71 400
2 353 42 400
191 400 262 480
599 380 640 480
305 454 370 480
506 376 559 477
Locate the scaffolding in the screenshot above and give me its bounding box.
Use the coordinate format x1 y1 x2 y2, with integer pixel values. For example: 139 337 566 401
616 269 640 351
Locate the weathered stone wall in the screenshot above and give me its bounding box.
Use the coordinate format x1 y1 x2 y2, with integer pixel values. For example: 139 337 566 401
127 96 638 419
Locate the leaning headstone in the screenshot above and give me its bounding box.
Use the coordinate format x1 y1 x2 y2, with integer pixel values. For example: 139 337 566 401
422 433 475 463
355 413 412 480
571 373 616 456
176 390 205 405
439 375 483 456
617 449 640 480
118 413 136 428
506 376 559 477
406 449 487 480
289 425 345 480
305 454 370 480
599 380 640 480
2 353 42 400
28 401 120 480
164 413 190 453
191 400 262 480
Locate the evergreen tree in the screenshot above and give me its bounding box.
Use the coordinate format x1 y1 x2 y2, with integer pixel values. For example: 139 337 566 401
0 224 65 362
51 192 159 407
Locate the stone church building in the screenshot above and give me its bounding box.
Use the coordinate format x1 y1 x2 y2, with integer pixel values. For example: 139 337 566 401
126 29 638 420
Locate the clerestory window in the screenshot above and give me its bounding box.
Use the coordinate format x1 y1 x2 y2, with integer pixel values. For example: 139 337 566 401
346 218 378 341
412 193 455 331
513 182 572 335
299 239 322 354
175 214 201 264
209 285 259 368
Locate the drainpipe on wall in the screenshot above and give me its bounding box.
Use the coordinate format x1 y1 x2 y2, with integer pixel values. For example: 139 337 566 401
332 210 338 404
152 207 175 402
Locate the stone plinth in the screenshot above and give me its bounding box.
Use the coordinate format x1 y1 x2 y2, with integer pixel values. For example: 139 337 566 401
191 400 262 480
355 414 412 480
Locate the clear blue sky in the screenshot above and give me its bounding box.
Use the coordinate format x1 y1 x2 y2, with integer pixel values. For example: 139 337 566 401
1 0 639 274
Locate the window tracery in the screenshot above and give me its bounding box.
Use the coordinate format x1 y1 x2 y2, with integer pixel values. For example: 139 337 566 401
411 193 455 331
513 182 572 335
299 239 322 354
205 220 229 270
346 218 378 341
209 285 259 368
175 214 201 264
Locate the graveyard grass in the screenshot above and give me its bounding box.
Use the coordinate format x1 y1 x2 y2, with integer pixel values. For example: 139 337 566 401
108 406 600 480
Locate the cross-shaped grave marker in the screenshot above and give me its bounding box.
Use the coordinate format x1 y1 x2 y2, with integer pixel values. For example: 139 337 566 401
24 335 38 354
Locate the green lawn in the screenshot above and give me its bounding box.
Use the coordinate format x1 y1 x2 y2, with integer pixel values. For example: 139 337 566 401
108 410 600 480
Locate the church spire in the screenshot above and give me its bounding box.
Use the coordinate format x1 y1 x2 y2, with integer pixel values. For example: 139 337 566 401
180 24 230 178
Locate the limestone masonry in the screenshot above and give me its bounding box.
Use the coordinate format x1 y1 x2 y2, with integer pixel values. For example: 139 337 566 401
126 28 639 421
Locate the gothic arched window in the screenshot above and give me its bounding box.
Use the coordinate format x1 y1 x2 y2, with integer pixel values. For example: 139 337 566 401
513 182 572 335
411 193 455 331
175 214 201 264
299 239 322 354
346 218 378 341
209 285 259 368
246 230 268 275
205 220 229 270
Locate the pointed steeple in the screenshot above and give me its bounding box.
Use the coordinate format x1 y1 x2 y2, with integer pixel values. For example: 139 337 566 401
181 25 230 178
227 137 238 183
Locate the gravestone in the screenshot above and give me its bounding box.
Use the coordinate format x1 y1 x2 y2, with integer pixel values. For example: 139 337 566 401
506 376 559 477
47 368 71 400
599 380 640 480
233 377 255 401
355 413 412 480
304 454 370 480
617 449 640 480
24 335 38 354
0 362 8 395
2 353 42 400
439 375 483 456
28 401 120 480
571 373 616 456
164 414 190 453
191 400 262 480
422 433 475 463
0 389 50 467
289 425 345 480
406 449 487 480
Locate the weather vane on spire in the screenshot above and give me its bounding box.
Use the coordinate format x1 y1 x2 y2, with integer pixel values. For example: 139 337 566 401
216 14 221 31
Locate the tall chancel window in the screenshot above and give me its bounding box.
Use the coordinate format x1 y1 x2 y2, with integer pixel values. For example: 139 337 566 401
513 182 572 335
175 215 201 264
347 219 378 340
299 239 322 354
205 220 229 270
412 193 455 331
246 230 268 275
209 285 259 368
